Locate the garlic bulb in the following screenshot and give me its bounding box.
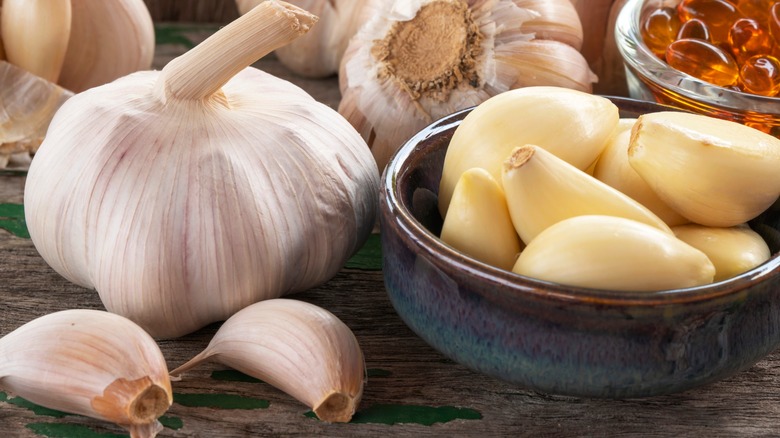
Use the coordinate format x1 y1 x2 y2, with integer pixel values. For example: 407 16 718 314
338 0 596 172
673 224 771 282
0 310 172 438
237 0 371 78
171 299 364 423
502 145 671 244
440 167 522 270
513 215 716 291
439 86 618 216
0 0 154 92
628 112 780 227
515 0 583 50
24 1 379 338
593 118 689 227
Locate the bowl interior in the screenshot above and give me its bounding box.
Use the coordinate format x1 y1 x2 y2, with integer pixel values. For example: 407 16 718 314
391 97 780 302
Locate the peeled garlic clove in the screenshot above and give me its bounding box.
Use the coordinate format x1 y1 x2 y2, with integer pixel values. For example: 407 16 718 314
57 0 155 92
339 0 595 174
628 111 780 227
513 215 715 291
673 224 771 282
514 0 584 50
438 87 618 215
593 118 689 226
1 0 72 82
501 144 671 244
25 2 379 339
0 310 172 438
441 168 523 270
0 60 74 145
171 299 364 423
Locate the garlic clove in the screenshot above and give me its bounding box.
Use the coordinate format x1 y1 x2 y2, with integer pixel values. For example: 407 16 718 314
57 0 155 93
513 215 716 291
593 118 689 226
171 299 364 423
502 144 672 244
0 60 74 164
514 0 584 50
628 111 780 227
440 168 523 271
439 87 618 216
672 224 771 282
0 0 72 83
0 310 172 438
496 39 597 92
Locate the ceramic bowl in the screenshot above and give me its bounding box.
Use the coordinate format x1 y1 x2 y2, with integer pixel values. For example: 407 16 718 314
379 96 780 398
615 0 780 138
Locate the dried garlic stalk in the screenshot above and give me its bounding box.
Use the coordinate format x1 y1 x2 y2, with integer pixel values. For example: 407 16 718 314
338 0 596 172
0 310 172 438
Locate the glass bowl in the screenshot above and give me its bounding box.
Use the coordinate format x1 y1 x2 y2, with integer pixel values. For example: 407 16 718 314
615 0 780 137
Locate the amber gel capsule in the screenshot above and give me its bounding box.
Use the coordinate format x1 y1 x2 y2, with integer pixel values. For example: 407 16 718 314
641 6 682 58
677 18 712 41
666 38 740 86
677 0 743 43
739 54 780 96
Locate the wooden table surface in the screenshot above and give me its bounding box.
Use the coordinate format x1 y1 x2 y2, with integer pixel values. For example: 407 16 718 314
3 24 780 438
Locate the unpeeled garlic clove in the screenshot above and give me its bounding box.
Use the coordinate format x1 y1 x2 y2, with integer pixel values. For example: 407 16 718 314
57 0 155 92
628 111 780 227
1 0 72 82
673 224 771 282
438 86 618 216
440 168 523 270
0 309 172 438
513 215 715 291
514 0 584 50
593 118 689 226
502 144 671 244
496 39 598 92
171 299 364 423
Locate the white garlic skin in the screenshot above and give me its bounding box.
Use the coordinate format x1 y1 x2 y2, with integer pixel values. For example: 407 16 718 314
24 68 379 339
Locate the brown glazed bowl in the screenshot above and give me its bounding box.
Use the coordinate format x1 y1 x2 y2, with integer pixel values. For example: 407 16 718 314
379 96 780 398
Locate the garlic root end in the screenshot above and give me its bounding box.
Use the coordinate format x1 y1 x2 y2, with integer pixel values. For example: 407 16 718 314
313 390 360 423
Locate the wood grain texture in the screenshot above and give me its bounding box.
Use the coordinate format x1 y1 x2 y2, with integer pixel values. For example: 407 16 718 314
3 23 780 438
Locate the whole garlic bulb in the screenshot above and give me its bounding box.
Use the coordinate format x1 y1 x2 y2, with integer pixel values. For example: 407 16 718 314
338 0 597 172
236 0 371 78
1 0 155 92
24 1 379 339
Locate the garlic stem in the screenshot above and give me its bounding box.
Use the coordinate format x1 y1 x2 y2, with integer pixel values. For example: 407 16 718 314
156 0 318 101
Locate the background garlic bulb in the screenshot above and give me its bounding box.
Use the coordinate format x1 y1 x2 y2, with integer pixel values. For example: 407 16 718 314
0 0 154 92
338 0 597 172
24 1 379 339
236 0 371 78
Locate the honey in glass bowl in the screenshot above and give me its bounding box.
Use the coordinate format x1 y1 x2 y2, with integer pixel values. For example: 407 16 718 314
616 0 780 137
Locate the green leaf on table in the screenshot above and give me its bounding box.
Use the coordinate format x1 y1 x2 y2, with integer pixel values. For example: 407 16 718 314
345 233 382 271
159 415 184 430
210 369 262 383
305 403 482 425
0 203 30 238
2 393 70 418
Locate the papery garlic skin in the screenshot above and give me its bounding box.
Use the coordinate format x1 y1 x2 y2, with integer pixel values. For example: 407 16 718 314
593 118 689 227
513 215 715 291
171 299 364 423
0 310 172 438
628 112 780 227
440 168 522 270
514 0 583 50
502 145 671 244
673 224 771 282
338 0 596 173
438 86 618 215
25 2 379 339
